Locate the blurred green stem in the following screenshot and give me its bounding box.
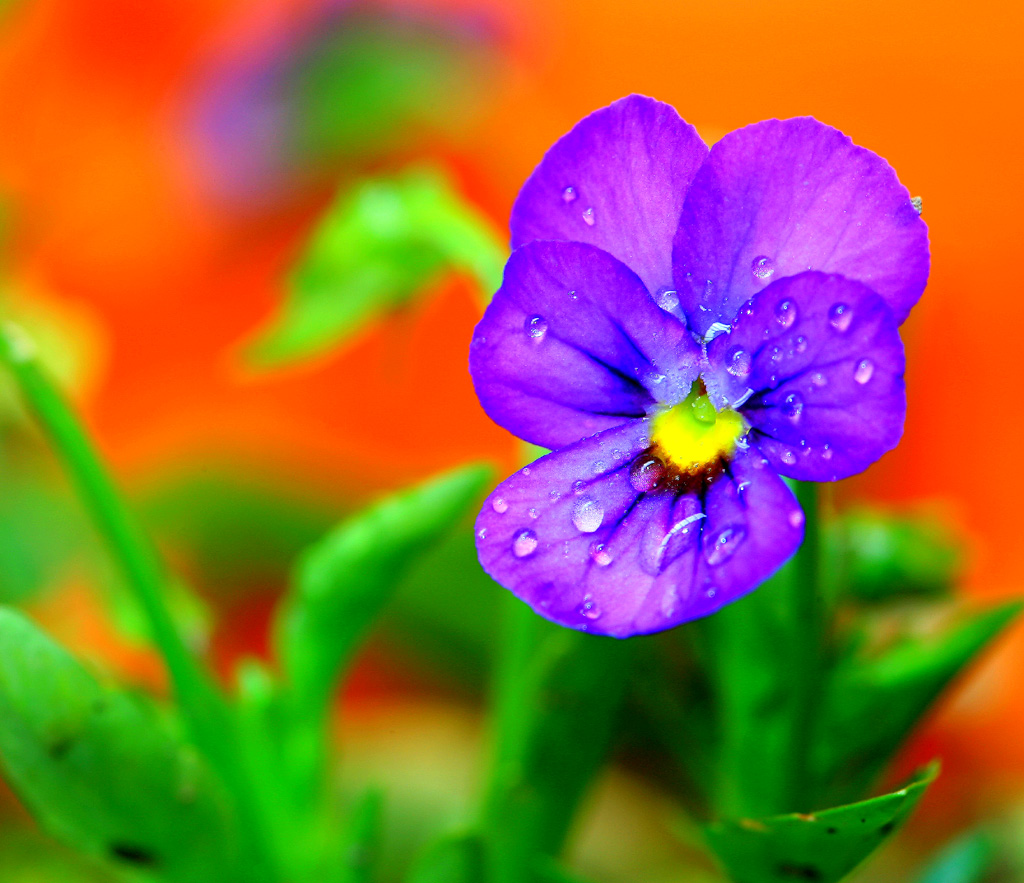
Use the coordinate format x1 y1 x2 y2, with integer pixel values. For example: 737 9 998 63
786 481 822 811
0 322 277 879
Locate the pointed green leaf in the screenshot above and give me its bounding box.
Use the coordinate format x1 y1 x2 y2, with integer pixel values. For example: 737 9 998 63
814 601 1020 804
0 607 243 882
704 764 938 883
406 831 486 883
275 463 492 721
247 167 505 367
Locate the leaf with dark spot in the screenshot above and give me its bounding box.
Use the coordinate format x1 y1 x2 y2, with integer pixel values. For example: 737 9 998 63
0 607 247 882
110 843 158 867
704 764 937 883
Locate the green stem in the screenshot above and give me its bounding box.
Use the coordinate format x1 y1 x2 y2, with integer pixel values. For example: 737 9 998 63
786 481 823 811
0 322 277 879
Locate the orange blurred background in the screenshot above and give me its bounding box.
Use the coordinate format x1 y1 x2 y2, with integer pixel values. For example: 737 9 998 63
0 0 1022 845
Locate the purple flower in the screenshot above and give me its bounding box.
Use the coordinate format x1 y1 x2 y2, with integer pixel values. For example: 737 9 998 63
470 95 928 638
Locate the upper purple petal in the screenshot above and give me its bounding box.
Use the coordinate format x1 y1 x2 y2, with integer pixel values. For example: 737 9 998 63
672 117 929 337
705 272 906 482
510 95 709 297
474 423 804 638
470 240 702 450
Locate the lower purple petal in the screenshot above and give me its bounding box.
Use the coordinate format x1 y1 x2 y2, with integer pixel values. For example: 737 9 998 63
474 425 804 637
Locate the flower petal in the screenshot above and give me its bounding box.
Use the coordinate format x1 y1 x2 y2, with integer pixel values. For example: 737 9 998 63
470 240 702 450
705 272 906 482
673 117 929 336
510 94 708 297
474 424 803 638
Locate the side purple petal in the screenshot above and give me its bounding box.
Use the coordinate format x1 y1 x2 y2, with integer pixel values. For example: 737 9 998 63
510 95 709 297
705 272 906 482
673 117 929 336
474 424 804 638
470 241 703 450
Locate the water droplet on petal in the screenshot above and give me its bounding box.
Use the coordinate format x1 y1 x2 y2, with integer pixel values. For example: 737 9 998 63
854 358 874 384
568 289 578 300
645 371 666 386
822 445 833 460
630 456 665 492
704 525 747 565
775 299 797 328
726 346 752 377
704 321 731 342
477 527 488 539
789 509 805 529
655 288 680 312
782 392 804 422
528 507 539 519
579 595 601 619
522 466 531 476
770 345 783 362
781 449 797 465
751 255 775 280
794 335 808 354
572 480 586 495
492 497 508 514
582 206 595 226
562 186 577 203
829 303 853 332
526 315 548 342
572 498 604 533
811 371 828 388
589 542 613 566
512 529 538 557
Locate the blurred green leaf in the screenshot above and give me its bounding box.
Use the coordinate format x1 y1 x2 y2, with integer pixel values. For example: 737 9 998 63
0 607 243 882
381 524 501 691
827 510 963 603
914 831 994 883
406 831 486 883
248 167 505 367
704 763 938 883
288 14 492 165
481 603 633 883
814 601 1020 805
274 463 491 722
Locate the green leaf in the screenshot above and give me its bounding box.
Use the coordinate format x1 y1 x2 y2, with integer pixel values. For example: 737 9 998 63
704 763 938 883
0 607 244 882
287 14 492 167
406 831 486 883
247 167 505 367
275 463 492 722
814 601 1021 805
826 510 963 603
914 831 993 883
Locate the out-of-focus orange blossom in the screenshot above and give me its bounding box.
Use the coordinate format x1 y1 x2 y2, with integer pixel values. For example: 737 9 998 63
1 0 1023 830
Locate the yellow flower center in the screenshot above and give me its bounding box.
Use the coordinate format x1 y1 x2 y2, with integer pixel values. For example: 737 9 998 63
650 380 747 473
